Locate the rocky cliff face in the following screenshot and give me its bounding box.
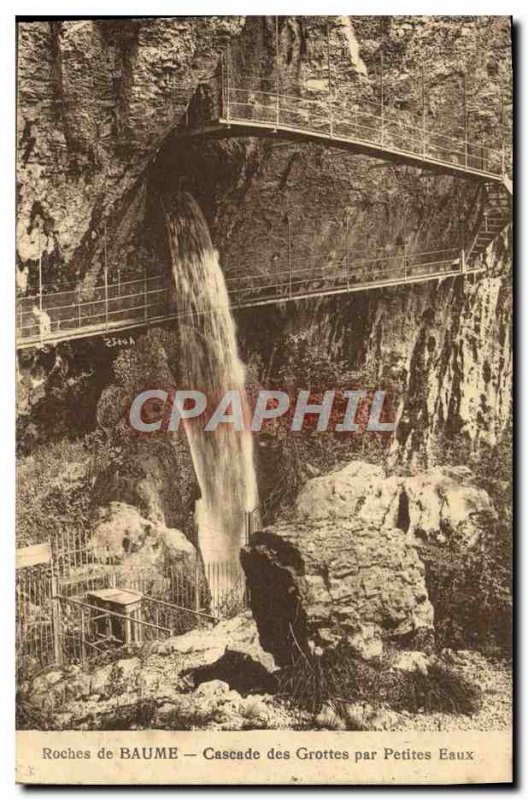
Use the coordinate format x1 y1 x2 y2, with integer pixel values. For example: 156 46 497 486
17 16 512 462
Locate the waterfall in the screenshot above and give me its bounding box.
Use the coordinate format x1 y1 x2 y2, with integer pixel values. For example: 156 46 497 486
163 191 258 598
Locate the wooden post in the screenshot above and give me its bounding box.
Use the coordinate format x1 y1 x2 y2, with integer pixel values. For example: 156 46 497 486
226 42 231 125
77 286 82 328
104 222 109 329
275 16 280 130
501 88 506 177
327 21 333 137
460 199 465 263
421 63 426 156
51 574 63 666
460 202 466 273
80 606 86 664
143 263 148 321
380 49 384 145
220 52 225 118
38 223 43 345
463 72 468 169
287 217 292 298
194 559 200 613
135 603 143 645
345 215 350 289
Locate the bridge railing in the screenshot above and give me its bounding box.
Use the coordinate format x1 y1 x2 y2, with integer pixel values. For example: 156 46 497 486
17 273 169 342
16 246 471 345
218 80 504 177
226 246 465 304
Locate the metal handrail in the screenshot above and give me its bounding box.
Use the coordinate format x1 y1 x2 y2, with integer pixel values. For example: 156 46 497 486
221 85 503 160
16 66 509 348
17 256 468 342
17 247 462 336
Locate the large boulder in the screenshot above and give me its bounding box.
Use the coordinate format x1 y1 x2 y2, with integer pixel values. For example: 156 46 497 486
241 460 497 665
89 501 203 607
293 460 496 547
294 461 401 528
401 466 497 547
241 464 434 666
90 501 197 574
149 611 277 674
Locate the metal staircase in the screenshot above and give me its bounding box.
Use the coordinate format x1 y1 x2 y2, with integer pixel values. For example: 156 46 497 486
469 179 512 262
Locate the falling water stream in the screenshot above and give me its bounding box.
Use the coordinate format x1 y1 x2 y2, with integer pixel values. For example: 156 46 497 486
164 192 258 602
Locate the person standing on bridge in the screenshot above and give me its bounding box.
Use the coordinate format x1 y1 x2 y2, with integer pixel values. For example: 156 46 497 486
31 305 51 339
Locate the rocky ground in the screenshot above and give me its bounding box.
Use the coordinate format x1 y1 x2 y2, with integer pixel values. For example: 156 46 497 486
17 457 512 733
389 652 512 732
17 610 511 733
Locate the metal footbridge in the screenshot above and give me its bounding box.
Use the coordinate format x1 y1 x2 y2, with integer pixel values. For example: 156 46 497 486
16 69 512 350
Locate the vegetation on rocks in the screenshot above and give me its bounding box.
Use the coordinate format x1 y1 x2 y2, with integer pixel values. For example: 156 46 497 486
277 643 482 726
420 428 513 656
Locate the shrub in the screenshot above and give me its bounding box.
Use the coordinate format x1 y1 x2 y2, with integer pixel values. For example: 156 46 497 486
423 427 513 657
279 642 481 721
386 663 482 715
277 643 481 721
16 436 95 548
420 516 512 656
277 650 329 716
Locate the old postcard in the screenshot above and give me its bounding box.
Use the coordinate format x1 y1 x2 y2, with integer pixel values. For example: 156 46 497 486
15 14 513 785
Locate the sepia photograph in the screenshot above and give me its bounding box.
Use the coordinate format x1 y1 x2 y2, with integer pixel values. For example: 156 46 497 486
13 11 513 785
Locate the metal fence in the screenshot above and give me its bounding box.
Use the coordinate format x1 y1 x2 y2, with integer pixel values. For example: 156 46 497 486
16 530 250 681
16 565 57 679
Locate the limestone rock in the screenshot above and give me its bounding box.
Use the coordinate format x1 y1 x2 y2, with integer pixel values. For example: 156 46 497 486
402 466 497 547
294 460 495 549
315 705 346 731
90 501 197 575
241 463 435 667
150 612 277 675
90 664 115 699
343 702 396 731
348 624 384 661
193 679 230 700
241 697 269 725
393 650 430 676
242 458 499 665
294 460 401 528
